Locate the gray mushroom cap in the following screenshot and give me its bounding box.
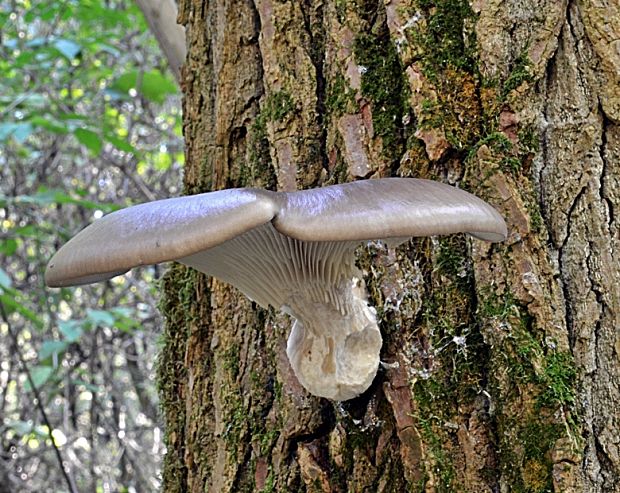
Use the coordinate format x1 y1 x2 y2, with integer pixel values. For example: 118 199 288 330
45 188 278 287
275 178 506 242
45 178 506 288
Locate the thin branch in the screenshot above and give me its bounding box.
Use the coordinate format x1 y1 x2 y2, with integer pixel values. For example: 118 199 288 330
0 301 78 493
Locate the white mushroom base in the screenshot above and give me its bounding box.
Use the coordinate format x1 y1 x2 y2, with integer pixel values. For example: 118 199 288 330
283 276 382 401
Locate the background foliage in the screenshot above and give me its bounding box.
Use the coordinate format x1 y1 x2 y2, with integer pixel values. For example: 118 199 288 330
0 0 182 490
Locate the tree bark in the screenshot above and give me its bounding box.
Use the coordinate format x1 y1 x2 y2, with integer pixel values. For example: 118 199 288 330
158 0 620 491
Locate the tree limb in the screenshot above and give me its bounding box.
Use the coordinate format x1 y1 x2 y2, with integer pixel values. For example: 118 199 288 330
134 0 186 83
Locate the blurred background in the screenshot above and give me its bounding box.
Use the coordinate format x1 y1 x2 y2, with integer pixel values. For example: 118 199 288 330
0 1 183 490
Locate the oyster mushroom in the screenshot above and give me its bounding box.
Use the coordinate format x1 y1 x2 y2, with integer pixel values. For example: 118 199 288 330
45 178 507 400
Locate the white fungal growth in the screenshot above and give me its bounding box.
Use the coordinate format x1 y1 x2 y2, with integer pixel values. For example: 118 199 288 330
45 178 508 400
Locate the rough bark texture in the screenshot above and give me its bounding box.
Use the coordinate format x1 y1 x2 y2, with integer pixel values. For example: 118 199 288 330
158 0 619 491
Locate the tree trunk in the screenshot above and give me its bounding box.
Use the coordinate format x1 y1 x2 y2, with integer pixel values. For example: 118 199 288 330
157 1 620 491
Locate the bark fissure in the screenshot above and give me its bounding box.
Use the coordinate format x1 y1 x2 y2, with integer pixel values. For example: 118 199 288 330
599 107 614 228
287 405 335 453
300 0 329 173
585 242 602 373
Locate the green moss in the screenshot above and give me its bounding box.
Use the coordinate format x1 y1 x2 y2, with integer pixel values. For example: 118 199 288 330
465 55 539 174
412 247 576 490
244 89 295 188
407 237 482 490
257 429 278 455
334 0 347 23
325 72 356 117
323 150 349 185
525 195 544 232
258 467 275 493
416 415 456 490
244 99 278 189
518 127 540 154
435 237 472 291
222 345 240 377
467 124 542 177
156 265 204 492
262 90 296 122
402 2 483 152
537 351 577 409
502 52 535 99
417 98 445 131
222 393 246 460
353 31 408 160
413 0 477 78
477 287 579 490
478 289 577 409
273 379 282 402
497 417 564 492
468 131 513 160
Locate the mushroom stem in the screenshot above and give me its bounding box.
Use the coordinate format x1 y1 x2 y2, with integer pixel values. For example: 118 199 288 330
284 274 382 401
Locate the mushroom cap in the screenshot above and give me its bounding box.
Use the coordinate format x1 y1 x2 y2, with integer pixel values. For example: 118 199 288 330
45 188 278 286
276 178 506 242
45 178 507 287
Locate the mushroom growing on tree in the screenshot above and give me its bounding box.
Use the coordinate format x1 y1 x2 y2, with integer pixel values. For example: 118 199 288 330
45 178 507 401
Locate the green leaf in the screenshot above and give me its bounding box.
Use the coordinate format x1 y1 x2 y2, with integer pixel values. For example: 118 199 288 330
153 151 172 171
104 133 136 154
108 307 140 333
108 69 177 103
29 115 69 134
0 268 12 289
71 379 100 393
74 128 102 155
140 70 178 102
58 112 89 121
53 38 81 59
58 320 83 342
114 317 139 334
74 1 133 27
39 340 69 360
87 309 115 327
12 224 45 239
25 366 55 390
3 94 47 110
15 51 36 66
0 292 44 329
112 307 134 317
0 239 18 256
0 122 34 143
